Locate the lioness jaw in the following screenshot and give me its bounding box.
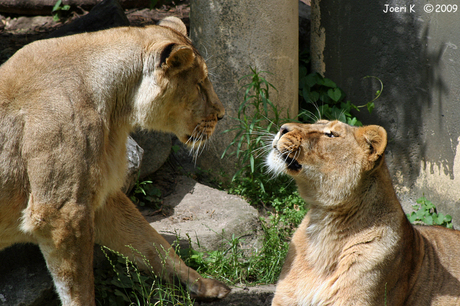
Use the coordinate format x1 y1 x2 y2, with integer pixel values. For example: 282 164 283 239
269 120 460 306
0 17 228 306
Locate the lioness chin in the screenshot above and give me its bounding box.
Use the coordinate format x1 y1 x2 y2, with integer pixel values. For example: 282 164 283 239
267 120 460 306
0 17 230 306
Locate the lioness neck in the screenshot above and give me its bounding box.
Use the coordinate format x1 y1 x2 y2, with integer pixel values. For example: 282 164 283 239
53 30 146 130
301 163 407 275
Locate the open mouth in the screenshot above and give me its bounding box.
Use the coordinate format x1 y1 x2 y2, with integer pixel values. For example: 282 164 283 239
282 153 302 171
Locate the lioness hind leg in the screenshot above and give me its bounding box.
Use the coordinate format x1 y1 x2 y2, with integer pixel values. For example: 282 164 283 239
94 191 231 300
21 199 96 306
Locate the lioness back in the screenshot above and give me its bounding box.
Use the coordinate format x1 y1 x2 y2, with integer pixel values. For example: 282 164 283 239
403 225 460 305
0 17 229 306
267 120 460 306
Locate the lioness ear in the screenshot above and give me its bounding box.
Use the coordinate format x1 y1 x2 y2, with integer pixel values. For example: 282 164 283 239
157 16 188 37
356 125 387 170
159 44 195 74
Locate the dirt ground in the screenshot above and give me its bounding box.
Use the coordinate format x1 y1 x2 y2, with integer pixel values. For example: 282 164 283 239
0 3 190 65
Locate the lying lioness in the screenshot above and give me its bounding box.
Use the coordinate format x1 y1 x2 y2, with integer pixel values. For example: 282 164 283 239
0 17 230 305
267 120 460 306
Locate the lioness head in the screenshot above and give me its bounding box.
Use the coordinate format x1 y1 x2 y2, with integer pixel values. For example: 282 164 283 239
133 17 224 148
266 120 387 205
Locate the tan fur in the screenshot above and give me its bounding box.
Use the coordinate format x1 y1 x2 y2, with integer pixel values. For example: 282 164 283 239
0 18 230 305
267 120 460 306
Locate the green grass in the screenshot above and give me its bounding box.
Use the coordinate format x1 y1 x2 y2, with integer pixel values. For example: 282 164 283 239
181 216 300 286
94 246 194 306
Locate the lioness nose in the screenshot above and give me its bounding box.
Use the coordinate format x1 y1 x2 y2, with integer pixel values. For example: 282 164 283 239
280 125 290 136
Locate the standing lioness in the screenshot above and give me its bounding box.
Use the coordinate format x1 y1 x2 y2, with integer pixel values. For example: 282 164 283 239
267 120 460 306
0 17 230 305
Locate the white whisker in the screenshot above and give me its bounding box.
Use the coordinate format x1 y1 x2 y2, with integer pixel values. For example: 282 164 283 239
301 110 319 122
252 144 273 159
259 113 281 131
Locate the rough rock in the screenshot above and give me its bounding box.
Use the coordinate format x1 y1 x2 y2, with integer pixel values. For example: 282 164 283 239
123 135 144 194
131 131 172 180
144 176 262 252
205 285 275 306
0 244 58 306
3 15 55 32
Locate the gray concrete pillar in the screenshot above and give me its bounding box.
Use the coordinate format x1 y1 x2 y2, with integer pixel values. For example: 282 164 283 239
190 0 299 178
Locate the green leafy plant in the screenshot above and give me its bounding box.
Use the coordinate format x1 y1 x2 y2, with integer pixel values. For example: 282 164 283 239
406 196 453 228
298 53 382 126
222 66 280 178
52 0 71 22
222 66 299 208
130 179 162 207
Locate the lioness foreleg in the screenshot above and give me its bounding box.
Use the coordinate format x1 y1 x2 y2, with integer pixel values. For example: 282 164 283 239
21 197 96 306
94 191 231 300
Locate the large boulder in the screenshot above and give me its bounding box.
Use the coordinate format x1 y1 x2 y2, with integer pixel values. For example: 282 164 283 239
131 131 172 180
123 136 144 194
145 176 262 252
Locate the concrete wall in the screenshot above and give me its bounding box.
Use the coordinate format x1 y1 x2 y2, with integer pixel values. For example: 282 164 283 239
313 0 460 226
190 0 298 177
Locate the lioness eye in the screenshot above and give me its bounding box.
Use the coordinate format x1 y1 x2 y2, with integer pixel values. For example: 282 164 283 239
325 132 336 138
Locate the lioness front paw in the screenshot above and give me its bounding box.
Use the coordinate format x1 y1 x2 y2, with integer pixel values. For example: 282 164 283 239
190 278 231 300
